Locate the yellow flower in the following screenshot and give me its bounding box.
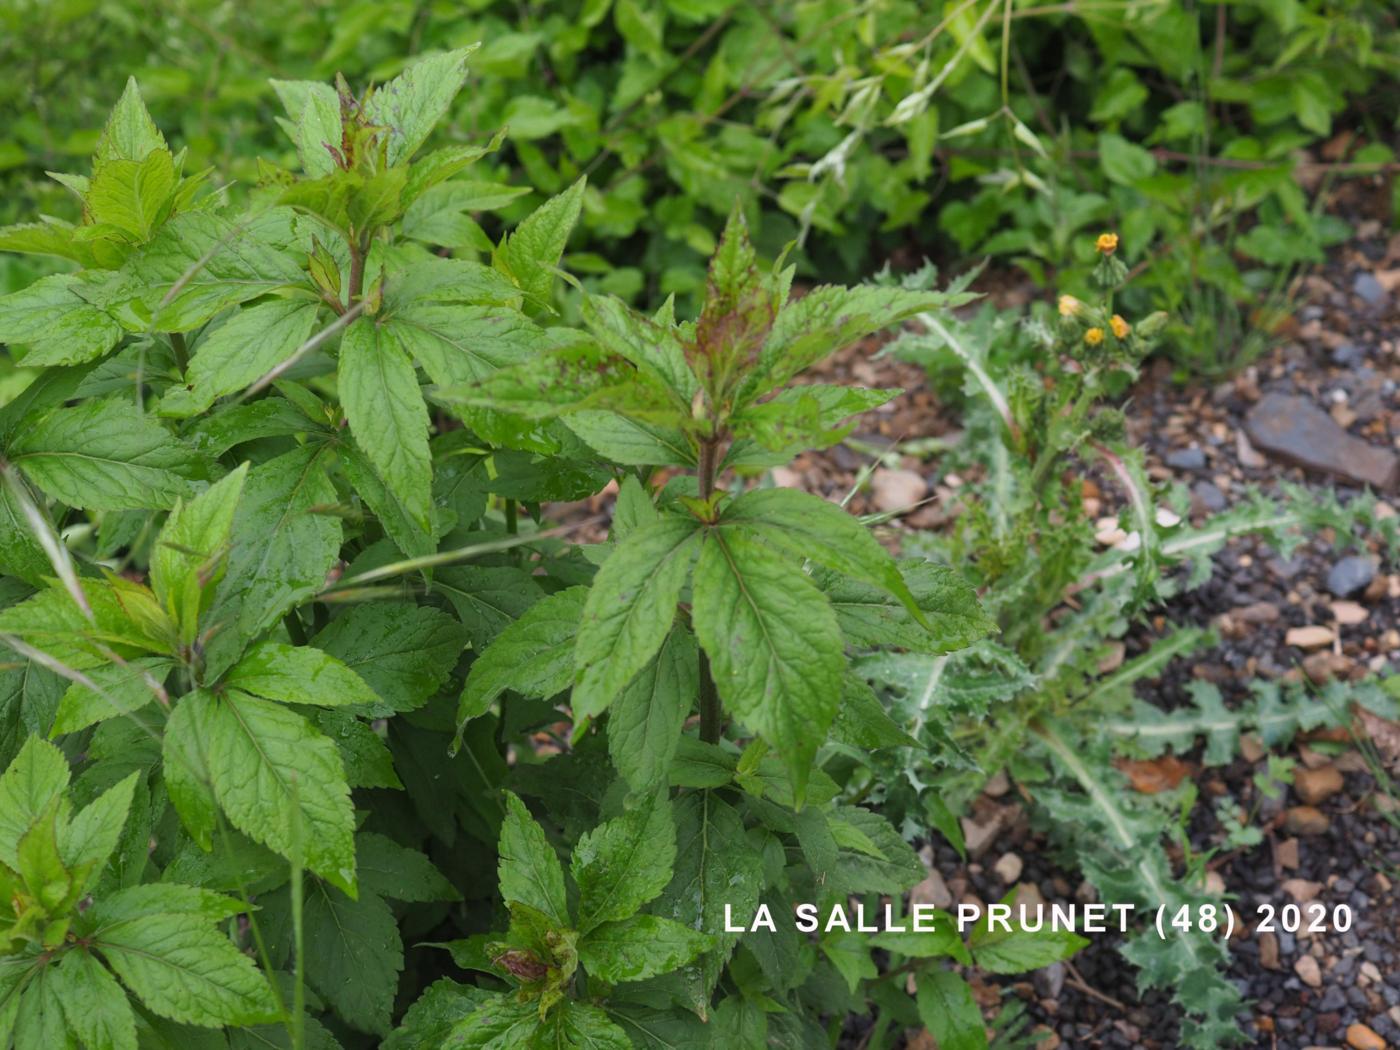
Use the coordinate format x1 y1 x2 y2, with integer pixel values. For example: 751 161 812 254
1058 295 1082 317
1110 314 1130 339
1096 232 1119 255
1084 327 1105 346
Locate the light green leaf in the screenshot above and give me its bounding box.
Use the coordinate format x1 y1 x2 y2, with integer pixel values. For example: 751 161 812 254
152 464 247 645
691 530 844 802
87 150 176 241
457 587 585 729
0 735 71 870
384 978 490 1050
721 488 934 630
817 559 994 654
382 303 543 388
161 691 218 852
579 914 712 984
493 179 585 310
226 641 380 708
12 965 71 1049
11 400 205 511
94 883 249 924
748 285 975 395
968 914 1088 974
269 80 341 178
449 995 540 1047
654 792 762 1015
93 912 279 1027
94 78 167 165
608 628 696 794
113 211 305 332
0 274 122 367
915 970 988 1050
50 657 171 736
161 299 322 416
203 444 341 677
572 794 674 933
574 516 700 721
55 950 137 1050
365 47 478 166
580 294 696 402
63 771 139 892
550 1001 632 1049
340 317 433 531
1099 131 1157 186
338 442 435 560
185 690 357 895
563 410 694 467
498 791 569 928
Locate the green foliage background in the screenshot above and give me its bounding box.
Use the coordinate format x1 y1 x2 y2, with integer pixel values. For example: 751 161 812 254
0 2 1397 1049
4 0 1397 370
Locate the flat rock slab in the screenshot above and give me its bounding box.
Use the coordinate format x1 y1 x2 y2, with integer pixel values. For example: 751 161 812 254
1244 393 1399 491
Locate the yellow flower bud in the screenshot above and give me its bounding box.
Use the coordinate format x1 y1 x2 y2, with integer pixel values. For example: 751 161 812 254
1095 232 1119 255
1084 327 1105 346
1058 295 1082 317
1110 314 1130 339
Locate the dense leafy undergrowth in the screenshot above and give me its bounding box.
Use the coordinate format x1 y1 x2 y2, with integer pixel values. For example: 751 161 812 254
0 46 1398 1050
4 1 1398 373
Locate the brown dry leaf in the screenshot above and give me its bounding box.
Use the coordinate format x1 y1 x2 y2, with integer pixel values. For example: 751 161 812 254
1356 705 1400 770
1116 755 1193 794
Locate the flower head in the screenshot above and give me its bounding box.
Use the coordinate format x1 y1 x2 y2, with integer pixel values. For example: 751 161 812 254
1058 295 1082 318
1084 327 1105 347
1095 232 1119 255
1110 314 1130 339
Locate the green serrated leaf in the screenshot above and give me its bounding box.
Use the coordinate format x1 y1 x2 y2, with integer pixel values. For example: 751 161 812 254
152 463 247 645
180 690 357 895
340 317 433 531
498 791 569 928
574 516 700 722
0 274 122 367
691 530 844 803
11 400 205 511
365 47 478 167
457 587 584 729
609 627 697 794
226 641 380 708
572 794 675 933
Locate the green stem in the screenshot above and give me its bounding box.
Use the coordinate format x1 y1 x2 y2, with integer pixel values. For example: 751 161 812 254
505 498 518 535
346 233 368 310
696 438 723 744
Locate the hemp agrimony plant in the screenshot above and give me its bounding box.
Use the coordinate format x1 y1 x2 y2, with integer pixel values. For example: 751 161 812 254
0 49 1088 1050
426 212 1091 1046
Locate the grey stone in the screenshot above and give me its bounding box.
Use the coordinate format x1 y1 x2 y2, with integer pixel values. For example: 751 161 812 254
1192 480 1227 513
1327 555 1377 597
1166 446 1207 471
1332 342 1366 368
1354 271 1389 307
1244 393 1399 491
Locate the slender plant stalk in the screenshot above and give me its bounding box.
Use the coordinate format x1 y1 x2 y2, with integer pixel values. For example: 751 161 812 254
696 437 723 744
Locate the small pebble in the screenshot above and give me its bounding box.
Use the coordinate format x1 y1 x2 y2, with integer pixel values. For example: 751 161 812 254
1328 555 1378 598
1347 1022 1386 1050
1295 765 1345 805
1295 954 1324 988
1284 806 1330 836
